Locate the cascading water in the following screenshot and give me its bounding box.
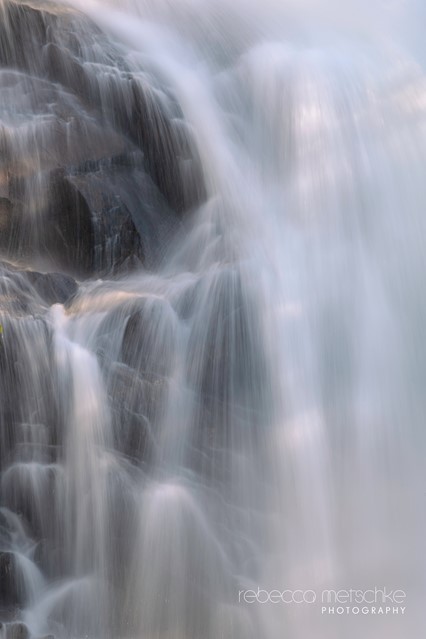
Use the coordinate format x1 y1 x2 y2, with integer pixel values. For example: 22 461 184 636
0 0 425 637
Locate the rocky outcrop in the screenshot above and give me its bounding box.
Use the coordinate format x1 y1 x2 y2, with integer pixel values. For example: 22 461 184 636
0 0 206 278
25 271 77 306
0 262 78 310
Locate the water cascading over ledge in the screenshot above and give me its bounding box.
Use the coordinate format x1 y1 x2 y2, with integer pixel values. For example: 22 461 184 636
1 0 426 638
0 2 273 638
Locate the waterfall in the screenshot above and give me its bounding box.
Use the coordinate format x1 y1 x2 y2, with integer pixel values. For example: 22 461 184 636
0 0 425 637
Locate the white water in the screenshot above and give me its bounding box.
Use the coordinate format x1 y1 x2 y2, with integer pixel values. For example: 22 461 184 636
1 0 426 637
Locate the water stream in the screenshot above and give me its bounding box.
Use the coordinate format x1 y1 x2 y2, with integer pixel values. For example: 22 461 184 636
0 0 425 637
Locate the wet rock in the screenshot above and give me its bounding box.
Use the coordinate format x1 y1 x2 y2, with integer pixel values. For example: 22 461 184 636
0 261 76 313
0 1 206 278
0 2 49 73
44 42 94 107
2 461 60 540
0 0 205 216
4 622 30 639
3 166 146 278
121 297 177 378
0 314 60 465
67 168 145 274
43 170 95 277
25 271 78 306
33 538 65 582
0 512 12 548
106 363 158 462
0 199 13 243
0 553 21 606
0 271 34 316
130 79 205 214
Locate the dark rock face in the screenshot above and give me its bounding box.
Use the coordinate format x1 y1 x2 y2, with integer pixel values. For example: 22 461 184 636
0 512 13 550
0 552 23 607
66 157 172 272
25 271 78 306
0 0 206 277
0 199 14 248
43 172 95 278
